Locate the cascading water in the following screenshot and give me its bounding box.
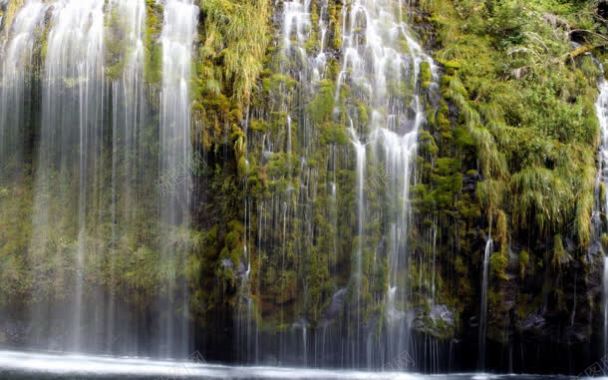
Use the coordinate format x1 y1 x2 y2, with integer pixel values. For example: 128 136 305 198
30 0 106 351
1 0 440 371
336 0 436 367
0 0 196 359
352 127 366 349
105 0 148 354
478 237 493 369
241 0 437 368
0 0 46 178
2 0 608 377
595 73 608 357
239 0 334 366
157 0 198 358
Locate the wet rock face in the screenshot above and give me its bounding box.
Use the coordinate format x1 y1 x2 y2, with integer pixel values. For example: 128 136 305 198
322 288 346 322
412 305 456 339
519 312 546 337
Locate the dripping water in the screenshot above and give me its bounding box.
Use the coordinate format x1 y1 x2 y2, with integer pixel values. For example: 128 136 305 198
593 65 608 358
478 237 493 369
242 0 332 365
240 0 438 367
350 123 366 360
335 0 437 366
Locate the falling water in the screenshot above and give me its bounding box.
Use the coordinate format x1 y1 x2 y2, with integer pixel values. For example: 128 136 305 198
0 0 197 358
240 0 333 365
351 125 366 360
30 0 106 351
478 237 493 369
241 0 437 368
0 0 439 368
107 0 147 225
105 0 148 354
603 258 608 357
0 0 46 177
158 0 198 358
596 74 608 357
335 0 437 366
354 134 366 308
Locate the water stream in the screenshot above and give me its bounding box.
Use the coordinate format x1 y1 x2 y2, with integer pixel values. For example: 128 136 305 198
478 237 493 370
595 74 608 359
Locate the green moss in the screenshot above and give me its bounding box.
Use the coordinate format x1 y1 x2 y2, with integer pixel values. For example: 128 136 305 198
143 0 163 85
424 0 599 249
551 234 571 269
490 249 508 281
308 80 335 124
0 0 25 39
602 234 608 251
409 0 605 344
202 0 271 103
104 8 130 80
420 61 432 89
320 122 348 145
519 250 530 279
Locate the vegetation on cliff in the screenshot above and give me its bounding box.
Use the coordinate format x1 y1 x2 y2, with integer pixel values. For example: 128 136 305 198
416 0 605 347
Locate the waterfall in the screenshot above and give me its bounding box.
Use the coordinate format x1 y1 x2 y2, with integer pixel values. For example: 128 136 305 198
27 0 143 353
107 0 147 228
159 0 197 226
158 0 198 358
0 0 440 369
30 0 106 351
239 0 436 368
478 237 493 370
0 0 197 358
0 0 46 178
104 0 148 354
240 0 333 365
336 0 436 366
596 74 608 358
351 124 366 359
